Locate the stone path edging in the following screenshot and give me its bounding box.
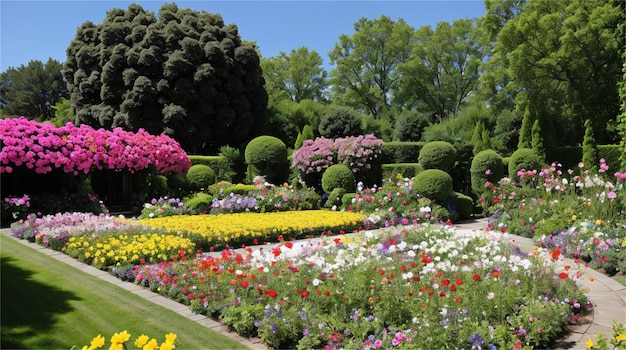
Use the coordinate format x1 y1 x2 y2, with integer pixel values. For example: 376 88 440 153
2 218 624 350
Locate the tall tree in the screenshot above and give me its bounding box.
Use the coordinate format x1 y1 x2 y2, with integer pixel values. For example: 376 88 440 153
328 15 414 117
261 47 328 103
396 19 485 121
492 0 624 145
0 59 68 120
64 3 268 154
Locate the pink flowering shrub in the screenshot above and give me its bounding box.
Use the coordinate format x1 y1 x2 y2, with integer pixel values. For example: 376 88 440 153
0 117 190 175
291 135 384 189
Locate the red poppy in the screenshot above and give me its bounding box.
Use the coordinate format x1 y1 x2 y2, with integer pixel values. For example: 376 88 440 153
284 242 293 249
241 280 248 288
400 265 407 271
454 297 462 303
442 279 451 286
456 279 463 285
559 272 568 280
492 270 500 278
301 290 309 298
551 247 561 260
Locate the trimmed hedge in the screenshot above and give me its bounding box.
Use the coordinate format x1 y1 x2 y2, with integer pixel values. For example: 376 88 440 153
188 155 233 181
381 142 425 163
418 141 457 171
453 192 474 220
546 145 621 171
413 169 453 202
322 164 355 193
245 136 289 184
381 163 423 180
508 148 544 180
470 150 504 196
186 164 216 191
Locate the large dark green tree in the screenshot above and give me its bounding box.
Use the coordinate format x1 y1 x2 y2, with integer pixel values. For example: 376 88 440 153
0 59 68 120
328 15 414 117
396 19 485 122
64 3 268 153
261 47 328 103
490 0 624 146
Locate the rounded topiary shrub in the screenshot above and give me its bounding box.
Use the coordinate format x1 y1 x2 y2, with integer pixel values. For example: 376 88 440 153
186 164 216 191
244 136 289 184
470 150 504 196
413 169 453 202
508 148 545 180
321 164 355 193
452 192 474 220
185 192 213 214
325 187 347 208
418 141 457 171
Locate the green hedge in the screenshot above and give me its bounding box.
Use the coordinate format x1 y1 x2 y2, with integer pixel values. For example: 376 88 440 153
453 192 474 221
598 145 622 171
381 142 425 163
381 163 423 180
547 145 621 171
188 155 233 181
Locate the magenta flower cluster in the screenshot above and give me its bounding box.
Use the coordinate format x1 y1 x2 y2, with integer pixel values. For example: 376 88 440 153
291 134 384 174
0 117 190 175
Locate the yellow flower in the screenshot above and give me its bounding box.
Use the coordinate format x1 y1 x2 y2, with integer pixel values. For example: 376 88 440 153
595 219 603 226
617 333 626 342
108 343 123 350
160 341 175 350
165 333 177 344
143 338 159 350
586 339 594 349
135 334 150 348
571 215 577 221
90 334 105 349
110 330 130 345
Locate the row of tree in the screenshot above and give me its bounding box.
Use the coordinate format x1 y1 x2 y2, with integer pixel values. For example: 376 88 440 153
1 0 625 160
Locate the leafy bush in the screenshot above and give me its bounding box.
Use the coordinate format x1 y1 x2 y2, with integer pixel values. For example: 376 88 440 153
418 141 457 171
325 187 347 209
508 148 544 180
322 164 355 193
244 136 289 184
185 192 213 214
413 169 453 202
381 142 424 163
393 110 430 142
381 163 423 180
189 155 234 182
470 150 504 196
318 105 363 138
186 164 216 191
453 192 474 220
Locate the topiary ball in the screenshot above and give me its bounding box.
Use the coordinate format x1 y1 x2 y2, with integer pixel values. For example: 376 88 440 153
244 136 288 166
470 150 504 196
321 164 356 193
413 169 453 202
508 148 545 180
186 164 216 191
452 192 474 220
418 141 457 170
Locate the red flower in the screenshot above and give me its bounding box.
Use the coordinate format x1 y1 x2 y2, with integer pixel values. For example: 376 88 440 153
269 290 278 298
301 290 309 298
454 297 462 303
559 272 568 280
284 242 293 249
456 279 463 285
551 247 561 260
442 279 451 286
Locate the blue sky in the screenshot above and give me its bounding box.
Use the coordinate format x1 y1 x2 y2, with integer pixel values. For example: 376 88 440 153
1 1 486 72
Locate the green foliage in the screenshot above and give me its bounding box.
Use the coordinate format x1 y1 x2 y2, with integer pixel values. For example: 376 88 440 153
167 173 187 195
518 107 533 149
597 145 623 172
470 150 504 196
329 15 414 116
186 164 216 191
508 148 544 179
64 3 268 154
531 119 546 161
0 58 68 120
189 155 234 182
244 136 289 184
218 146 245 183
453 192 474 220
184 192 213 214
413 169 454 202
582 119 599 171
261 47 328 103
471 120 490 155
393 110 430 141
418 141 457 171
49 98 75 127
295 124 315 150
381 164 423 180
318 105 364 138
321 164 356 193
381 142 425 163
324 187 347 208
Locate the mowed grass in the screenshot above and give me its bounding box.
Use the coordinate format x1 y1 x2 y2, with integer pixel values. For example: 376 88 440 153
0 234 248 349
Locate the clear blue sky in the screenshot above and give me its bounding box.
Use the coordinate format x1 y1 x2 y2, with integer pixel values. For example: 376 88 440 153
1 1 486 72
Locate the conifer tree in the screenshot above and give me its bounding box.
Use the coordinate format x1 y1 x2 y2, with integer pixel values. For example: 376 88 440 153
531 119 546 162
582 119 599 172
518 106 533 149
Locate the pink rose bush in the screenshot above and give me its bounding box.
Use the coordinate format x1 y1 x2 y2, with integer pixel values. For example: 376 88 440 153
0 117 190 175
292 134 384 175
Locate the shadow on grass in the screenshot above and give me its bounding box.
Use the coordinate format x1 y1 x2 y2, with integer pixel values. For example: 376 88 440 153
1 255 82 349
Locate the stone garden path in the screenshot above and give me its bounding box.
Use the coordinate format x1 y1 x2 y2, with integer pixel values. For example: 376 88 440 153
2 219 624 349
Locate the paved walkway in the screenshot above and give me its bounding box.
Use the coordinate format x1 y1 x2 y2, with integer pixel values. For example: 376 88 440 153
2 219 624 349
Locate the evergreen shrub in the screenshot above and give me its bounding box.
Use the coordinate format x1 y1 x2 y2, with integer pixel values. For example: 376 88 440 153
381 142 424 163
321 164 355 193
244 136 289 184
413 169 453 202
418 141 457 171
185 192 213 214
325 187 347 208
186 164 216 191
470 150 504 196
453 192 474 220
508 148 544 180
382 163 423 180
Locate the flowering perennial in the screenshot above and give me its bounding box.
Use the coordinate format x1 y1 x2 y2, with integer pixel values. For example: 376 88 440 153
0 117 190 174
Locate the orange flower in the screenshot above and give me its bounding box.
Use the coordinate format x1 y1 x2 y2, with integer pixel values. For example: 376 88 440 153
551 247 561 260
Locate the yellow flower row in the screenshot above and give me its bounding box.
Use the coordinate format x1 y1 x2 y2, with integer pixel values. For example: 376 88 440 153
65 233 194 269
78 331 176 350
139 211 366 245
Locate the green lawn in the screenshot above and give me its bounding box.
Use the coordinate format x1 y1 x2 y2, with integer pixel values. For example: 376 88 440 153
0 234 248 349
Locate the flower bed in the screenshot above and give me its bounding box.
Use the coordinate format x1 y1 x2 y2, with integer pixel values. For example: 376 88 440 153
130 224 590 349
